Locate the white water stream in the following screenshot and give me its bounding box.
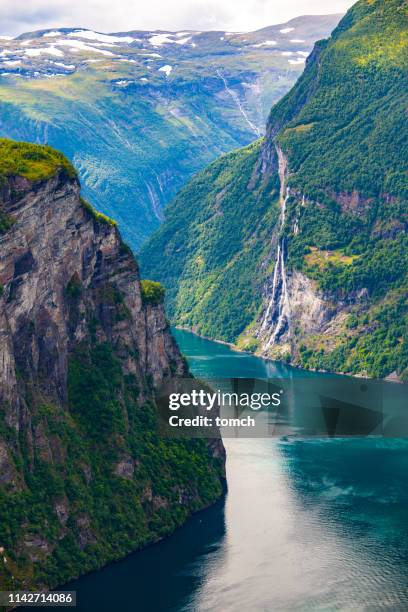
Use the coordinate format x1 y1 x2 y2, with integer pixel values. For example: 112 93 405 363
216 69 261 138
259 146 291 345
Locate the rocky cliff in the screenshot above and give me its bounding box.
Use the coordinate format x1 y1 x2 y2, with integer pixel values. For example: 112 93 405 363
0 139 225 591
140 0 407 380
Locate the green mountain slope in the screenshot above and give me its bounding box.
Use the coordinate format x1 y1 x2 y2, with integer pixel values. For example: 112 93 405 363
0 139 225 590
0 16 340 248
138 141 280 342
140 0 408 379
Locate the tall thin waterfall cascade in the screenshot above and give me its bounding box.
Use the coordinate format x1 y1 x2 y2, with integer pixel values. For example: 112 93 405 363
259 147 291 345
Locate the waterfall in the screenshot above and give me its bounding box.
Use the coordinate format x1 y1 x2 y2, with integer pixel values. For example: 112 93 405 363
260 243 281 332
258 146 291 345
268 239 290 345
216 69 261 138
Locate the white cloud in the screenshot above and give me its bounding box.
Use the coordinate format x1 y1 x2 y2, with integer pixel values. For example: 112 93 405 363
0 0 356 37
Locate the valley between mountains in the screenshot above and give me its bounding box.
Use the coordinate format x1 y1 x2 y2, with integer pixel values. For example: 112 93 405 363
0 15 339 248
140 0 408 381
0 0 406 596
0 10 342 595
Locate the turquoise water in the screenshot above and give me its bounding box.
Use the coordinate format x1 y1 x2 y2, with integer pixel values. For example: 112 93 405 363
64 329 408 611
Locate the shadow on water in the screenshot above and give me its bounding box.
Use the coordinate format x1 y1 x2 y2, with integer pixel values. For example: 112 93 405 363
60 498 226 612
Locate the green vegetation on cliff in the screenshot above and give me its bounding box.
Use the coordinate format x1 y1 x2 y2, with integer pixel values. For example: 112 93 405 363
274 0 408 377
140 280 165 306
0 210 15 235
0 139 225 591
141 0 408 379
0 339 224 590
274 0 407 199
0 138 76 182
80 196 117 227
141 142 280 341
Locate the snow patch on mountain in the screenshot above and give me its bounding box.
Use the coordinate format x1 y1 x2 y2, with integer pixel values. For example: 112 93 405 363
288 57 306 64
25 47 64 57
149 33 175 46
57 39 115 55
149 33 191 46
158 65 172 76
252 40 277 48
68 30 135 44
141 52 162 58
53 61 75 69
2 60 21 66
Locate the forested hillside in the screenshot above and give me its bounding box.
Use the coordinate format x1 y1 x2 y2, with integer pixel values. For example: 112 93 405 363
140 0 408 379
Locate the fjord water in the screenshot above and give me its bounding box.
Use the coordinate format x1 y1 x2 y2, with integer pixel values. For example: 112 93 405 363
66 329 408 611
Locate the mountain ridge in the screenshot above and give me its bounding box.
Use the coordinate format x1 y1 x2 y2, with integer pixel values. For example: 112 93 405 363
0 15 340 248
140 0 408 380
10 13 344 40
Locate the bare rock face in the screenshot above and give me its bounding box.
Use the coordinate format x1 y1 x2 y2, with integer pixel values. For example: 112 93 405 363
0 171 184 423
255 266 336 360
287 270 331 335
0 163 225 591
251 146 333 359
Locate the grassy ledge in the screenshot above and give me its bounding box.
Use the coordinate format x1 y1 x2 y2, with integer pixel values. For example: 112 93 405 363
0 138 77 183
140 280 165 305
80 197 117 227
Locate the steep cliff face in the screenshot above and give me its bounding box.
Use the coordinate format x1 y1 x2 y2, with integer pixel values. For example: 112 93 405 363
248 0 408 377
249 144 333 358
141 0 407 379
0 140 225 590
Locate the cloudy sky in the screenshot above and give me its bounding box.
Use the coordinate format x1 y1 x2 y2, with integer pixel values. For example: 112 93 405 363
0 0 355 37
